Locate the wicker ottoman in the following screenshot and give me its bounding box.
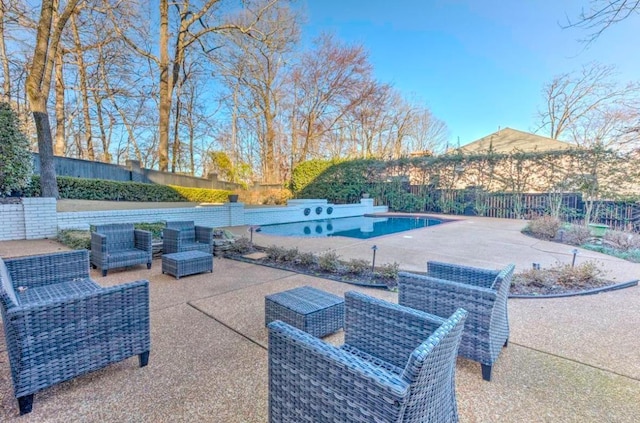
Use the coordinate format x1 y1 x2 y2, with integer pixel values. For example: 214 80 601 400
265 286 344 337
162 250 213 279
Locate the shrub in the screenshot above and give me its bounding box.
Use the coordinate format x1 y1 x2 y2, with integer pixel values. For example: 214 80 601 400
297 251 317 267
376 262 400 281
237 187 293 205
524 215 562 240
226 237 254 255
387 192 423 212
265 246 299 263
169 185 232 203
282 247 300 262
0 102 32 196
24 175 233 203
603 230 640 251
291 159 341 193
562 224 592 246
318 250 341 273
265 245 288 262
134 222 165 239
57 229 91 250
345 258 370 274
514 261 606 291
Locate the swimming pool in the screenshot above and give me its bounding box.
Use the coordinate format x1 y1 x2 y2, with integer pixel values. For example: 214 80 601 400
256 216 443 239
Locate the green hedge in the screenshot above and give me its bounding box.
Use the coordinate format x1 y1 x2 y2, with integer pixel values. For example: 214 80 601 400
168 185 232 203
26 176 233 202
297 159 387 204
291 158 343 193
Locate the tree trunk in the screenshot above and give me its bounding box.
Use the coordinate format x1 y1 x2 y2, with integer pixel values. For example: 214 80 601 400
158 0 170 171
171 96 181 172
32 100 59 198
71 14 94 160
54 49 65 155
95 95 111 162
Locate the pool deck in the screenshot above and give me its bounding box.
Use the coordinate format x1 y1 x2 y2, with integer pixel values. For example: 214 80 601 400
0 214 639 422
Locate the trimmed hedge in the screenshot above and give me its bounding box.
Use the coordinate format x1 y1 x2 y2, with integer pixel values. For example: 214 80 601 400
25 176 233 202
169 185 232 203
297 159 387 204
291 158 343 193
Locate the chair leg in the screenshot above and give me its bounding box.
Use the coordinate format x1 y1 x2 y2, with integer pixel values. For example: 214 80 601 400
481 364 493 381
147 262 152 269
504 338 509 348
139 351 150 367
102 269 108 277
18 394 34 415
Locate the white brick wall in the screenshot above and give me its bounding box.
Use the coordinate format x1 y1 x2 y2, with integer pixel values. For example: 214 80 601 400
0 198 388 241
0 202 26 240
23 197 57 239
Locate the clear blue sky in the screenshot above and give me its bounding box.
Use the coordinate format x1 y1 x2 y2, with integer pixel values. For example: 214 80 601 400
301 0 640 146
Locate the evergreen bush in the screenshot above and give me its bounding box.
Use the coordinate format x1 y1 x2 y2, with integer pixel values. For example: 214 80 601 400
24 175 232 202
0 102 32 196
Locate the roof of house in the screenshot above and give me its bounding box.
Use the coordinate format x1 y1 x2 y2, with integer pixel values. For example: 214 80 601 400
457 128 574 153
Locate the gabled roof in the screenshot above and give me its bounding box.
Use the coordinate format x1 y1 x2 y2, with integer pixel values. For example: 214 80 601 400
458 128 573 153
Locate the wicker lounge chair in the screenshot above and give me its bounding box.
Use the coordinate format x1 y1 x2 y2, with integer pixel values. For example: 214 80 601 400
163 220 214 254
90 223 153 276
268 291 467 423
0 250 151 415
398 261 515 381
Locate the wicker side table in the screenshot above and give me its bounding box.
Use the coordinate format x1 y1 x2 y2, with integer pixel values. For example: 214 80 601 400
162 250 213 279
265 286 344 337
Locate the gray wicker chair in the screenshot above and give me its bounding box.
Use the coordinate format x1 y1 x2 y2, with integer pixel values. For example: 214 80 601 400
268 291 467 423
90 223 153 276
0 250 151 415
163 220 213 254
398 261 515 381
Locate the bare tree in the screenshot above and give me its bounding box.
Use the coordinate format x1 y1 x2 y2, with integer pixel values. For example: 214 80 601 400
288 33 373 166
565 0 640 43
26 0 82 198
536 62 640 147
0 0 10 101
110 0 279 172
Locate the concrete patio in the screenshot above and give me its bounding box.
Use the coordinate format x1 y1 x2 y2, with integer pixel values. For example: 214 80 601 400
0 215 638 422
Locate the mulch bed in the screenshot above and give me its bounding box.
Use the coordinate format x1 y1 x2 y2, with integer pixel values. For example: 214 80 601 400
225 253 396 289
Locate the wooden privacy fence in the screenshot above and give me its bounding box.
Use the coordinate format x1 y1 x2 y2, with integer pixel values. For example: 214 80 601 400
31 153 243 191
401 187 640 232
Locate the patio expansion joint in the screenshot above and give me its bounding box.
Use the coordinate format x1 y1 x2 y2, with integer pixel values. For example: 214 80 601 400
511 341 640 382
187 301 267 351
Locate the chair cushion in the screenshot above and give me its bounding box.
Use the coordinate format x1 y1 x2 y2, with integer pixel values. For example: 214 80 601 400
0 258 18 307
18 279 101 305
107 249 148 263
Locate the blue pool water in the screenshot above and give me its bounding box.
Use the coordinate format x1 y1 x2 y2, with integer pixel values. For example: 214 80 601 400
256 216 443 239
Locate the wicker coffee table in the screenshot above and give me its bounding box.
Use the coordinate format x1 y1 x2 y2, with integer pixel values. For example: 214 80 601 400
162 250 213 279
265 286 344 337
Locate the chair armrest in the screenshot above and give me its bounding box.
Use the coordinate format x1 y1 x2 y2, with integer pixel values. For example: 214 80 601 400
344 291 446 370
91 232 107 253
268 320 409 421
194 226 214 245
134 229 153 252
5 280 150 352
399 272 497 319
4 250 90 289
426 261 499 289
